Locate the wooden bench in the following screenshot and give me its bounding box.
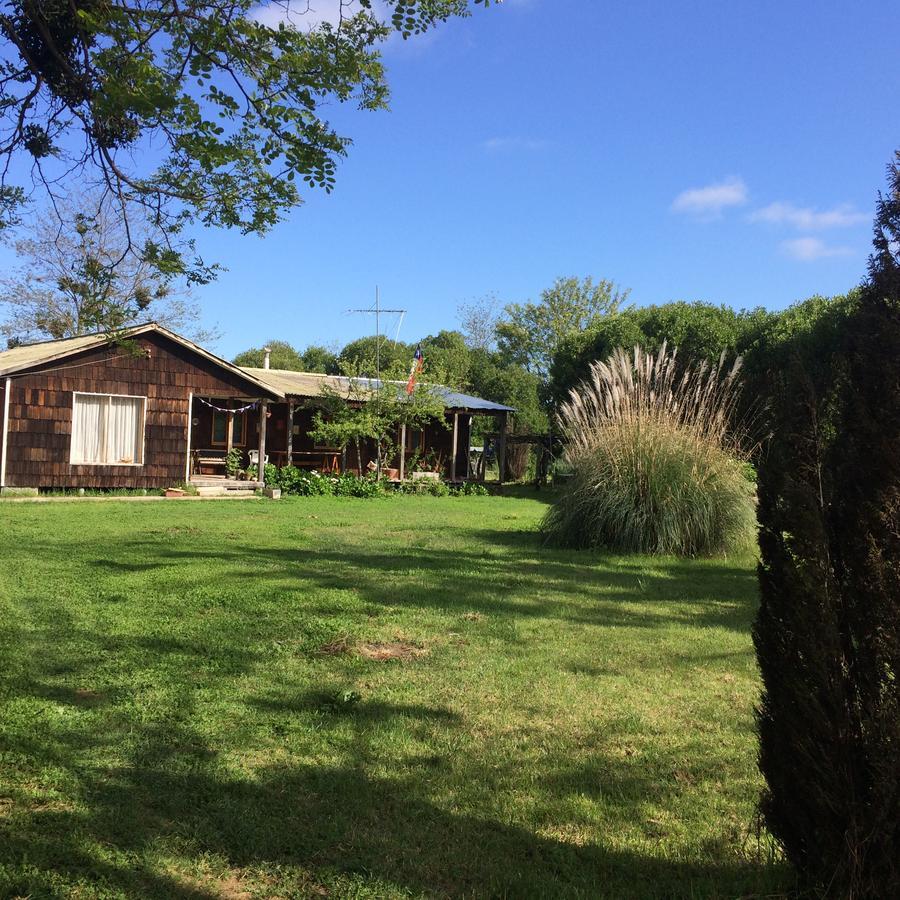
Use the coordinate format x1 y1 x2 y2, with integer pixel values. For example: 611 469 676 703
193 450 228 476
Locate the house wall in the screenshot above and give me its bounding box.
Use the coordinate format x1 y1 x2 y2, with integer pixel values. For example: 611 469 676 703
0 378 7 487
3 332 269 489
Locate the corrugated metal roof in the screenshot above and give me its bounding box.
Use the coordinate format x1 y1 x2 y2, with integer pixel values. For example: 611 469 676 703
240 368 374 400
241 368 515 413
0 324 284 398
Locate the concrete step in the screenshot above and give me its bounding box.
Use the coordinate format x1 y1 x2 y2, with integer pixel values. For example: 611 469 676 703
195 483 261 497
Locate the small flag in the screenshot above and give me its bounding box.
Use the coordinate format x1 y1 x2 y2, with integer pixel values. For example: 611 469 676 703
406 345 424 395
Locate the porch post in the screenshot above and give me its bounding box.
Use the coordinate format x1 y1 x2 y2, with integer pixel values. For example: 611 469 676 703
481 434 489 482
451 412 459 482
399 423 407 482
497 412 508 484
286 401 294 466
464 415 471 480
185 392 194 483
257 399 268 484
226 400 234 455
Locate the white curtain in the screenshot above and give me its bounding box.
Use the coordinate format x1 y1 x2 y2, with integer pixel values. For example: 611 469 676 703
106 397 143 464
72 394 104 464
72 394 144 465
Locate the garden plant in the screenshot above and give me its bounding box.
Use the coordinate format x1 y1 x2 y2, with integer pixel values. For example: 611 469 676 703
543 343 755 555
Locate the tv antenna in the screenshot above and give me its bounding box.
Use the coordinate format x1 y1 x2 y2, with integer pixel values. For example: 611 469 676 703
348 287 407 479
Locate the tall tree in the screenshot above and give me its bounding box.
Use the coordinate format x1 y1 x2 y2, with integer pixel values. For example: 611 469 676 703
232 341 339 372
300 344 340 374
0 1 491 266
418 329 470 389
0 194 211 344
497 276 628 378
753 151 900 898
457 293 501 350
338 334 410 378
233 339 305 370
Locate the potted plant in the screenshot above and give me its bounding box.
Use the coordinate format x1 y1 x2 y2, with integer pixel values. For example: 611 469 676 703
225 447 243 479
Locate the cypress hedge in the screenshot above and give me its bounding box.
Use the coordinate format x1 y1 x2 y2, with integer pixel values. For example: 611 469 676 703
753 152 900 897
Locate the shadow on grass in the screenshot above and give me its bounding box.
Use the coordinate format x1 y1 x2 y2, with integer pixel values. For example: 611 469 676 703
72 536 760 637
0 506 779 897
1 675 787 899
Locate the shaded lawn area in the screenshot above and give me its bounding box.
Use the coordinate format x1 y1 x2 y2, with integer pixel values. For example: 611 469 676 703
0 493 787 898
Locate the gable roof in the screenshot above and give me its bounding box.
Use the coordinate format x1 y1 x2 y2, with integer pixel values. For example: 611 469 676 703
240 367 514 414
0 324 284 398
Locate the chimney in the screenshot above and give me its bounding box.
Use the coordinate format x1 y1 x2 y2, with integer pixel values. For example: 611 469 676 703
263 347 271 370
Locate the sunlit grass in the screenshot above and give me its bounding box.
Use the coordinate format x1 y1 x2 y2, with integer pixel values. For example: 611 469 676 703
0 493 787 898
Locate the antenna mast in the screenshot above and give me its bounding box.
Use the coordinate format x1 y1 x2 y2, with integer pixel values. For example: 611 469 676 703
347 287 407 480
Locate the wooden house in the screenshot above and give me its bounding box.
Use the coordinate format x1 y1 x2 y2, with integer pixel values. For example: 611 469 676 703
0 324 512 493
236 366 513 483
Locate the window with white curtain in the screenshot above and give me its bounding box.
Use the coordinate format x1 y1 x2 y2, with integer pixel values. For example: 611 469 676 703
71 393 146 465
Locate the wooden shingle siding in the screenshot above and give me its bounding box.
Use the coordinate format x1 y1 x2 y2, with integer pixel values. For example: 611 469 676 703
3 332 265 489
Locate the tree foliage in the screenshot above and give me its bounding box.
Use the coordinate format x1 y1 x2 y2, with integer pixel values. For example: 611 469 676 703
753 151 900 898
467 347 546 434
418 329 470 388
457 292 501 350
309 375 446 473
299 344 340 374
0 192 210 344
338 333 411 378
549 301 771 404
233 339 304 370
0 1 490 263
497 275 628 378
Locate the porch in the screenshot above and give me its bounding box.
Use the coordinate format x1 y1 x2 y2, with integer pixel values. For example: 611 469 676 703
188 392 511 484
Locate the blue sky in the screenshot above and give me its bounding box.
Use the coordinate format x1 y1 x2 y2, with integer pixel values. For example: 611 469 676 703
5 0 899 358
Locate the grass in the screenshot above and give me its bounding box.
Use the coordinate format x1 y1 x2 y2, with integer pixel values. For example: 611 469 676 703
0 492 788 898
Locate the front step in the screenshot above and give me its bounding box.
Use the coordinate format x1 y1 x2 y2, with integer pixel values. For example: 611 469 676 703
193 479 263 497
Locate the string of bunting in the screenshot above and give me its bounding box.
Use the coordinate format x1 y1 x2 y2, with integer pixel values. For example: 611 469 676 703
196 397 260 414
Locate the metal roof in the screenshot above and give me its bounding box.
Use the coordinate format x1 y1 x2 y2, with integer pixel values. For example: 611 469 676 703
241 368 515 413
239 368 372 401
0 324 285 398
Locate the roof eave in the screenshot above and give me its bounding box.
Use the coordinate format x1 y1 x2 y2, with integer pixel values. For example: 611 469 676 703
0 324 285 399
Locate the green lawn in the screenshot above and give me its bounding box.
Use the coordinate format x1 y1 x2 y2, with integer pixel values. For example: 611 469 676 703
0 493 787 898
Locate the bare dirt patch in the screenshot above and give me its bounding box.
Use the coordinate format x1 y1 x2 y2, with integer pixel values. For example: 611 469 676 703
318 635 355 656
357 641 428 661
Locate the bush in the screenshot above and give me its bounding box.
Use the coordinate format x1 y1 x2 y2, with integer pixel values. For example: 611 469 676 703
396 478 450 496
542 344 755 555
262 465 385 498
331 473 384 498
453 481 489 496
753 153 900 898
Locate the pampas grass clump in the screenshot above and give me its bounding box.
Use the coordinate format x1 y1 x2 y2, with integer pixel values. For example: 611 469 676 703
543 343 755 556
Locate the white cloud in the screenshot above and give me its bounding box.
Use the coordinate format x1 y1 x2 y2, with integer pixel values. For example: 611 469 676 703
249 1 442 53
482 136 552 153
781 237 854 262
671 177 748 219
249 1 384 31
750 201 868 230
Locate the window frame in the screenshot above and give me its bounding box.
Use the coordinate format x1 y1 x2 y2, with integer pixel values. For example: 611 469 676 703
211 407 247 448
400 426 426 455
69 391 148 467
